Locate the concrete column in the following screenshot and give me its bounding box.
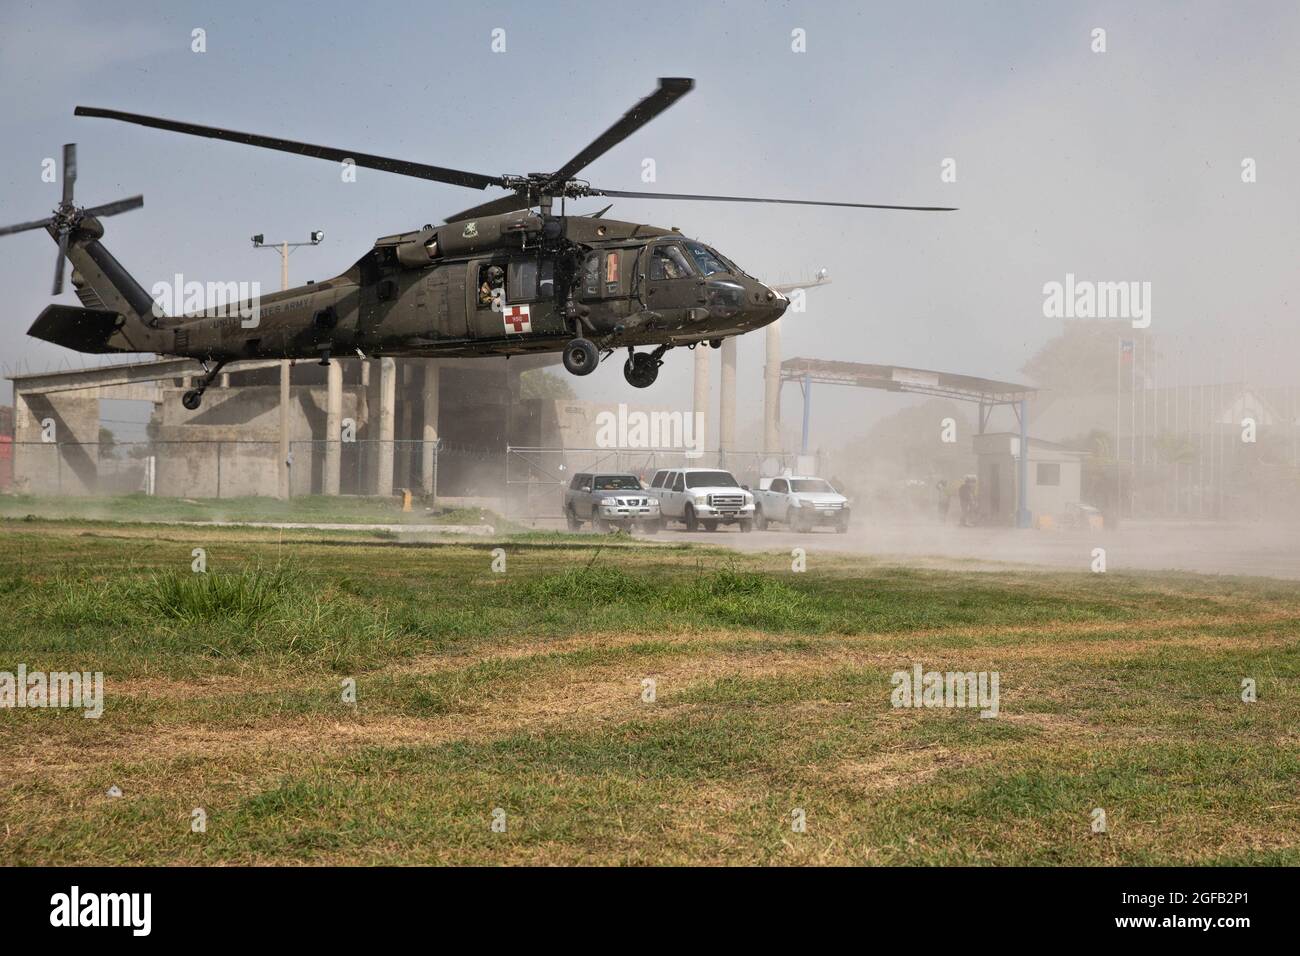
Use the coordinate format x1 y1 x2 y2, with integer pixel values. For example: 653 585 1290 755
396 362 414 490
376 357 396 497
357 358 371 437
763 320 782 455
719 337 737 457
323 358 343 496
278 359 291 499
1016 398 1031 529
421 359 440 496
800 371 813 456
693 345 710 455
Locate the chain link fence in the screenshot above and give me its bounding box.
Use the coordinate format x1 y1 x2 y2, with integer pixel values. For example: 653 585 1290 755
4 439 466 499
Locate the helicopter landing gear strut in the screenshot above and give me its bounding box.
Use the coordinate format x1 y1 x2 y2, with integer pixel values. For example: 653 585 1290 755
623 345 668 388
181 359 227 411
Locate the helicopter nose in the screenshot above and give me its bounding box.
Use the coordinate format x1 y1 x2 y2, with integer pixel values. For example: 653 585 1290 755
763 287 789 319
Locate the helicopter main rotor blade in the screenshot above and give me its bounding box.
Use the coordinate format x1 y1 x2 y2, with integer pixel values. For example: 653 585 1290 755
62 143 77 206
52 228 70 295
82 195 144 218
0 216 56 237
592 188 957 212
443 194 532 224
75 106 505 192
547 77 694 186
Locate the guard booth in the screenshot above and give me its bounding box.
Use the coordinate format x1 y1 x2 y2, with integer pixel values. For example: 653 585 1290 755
973 433 1084 526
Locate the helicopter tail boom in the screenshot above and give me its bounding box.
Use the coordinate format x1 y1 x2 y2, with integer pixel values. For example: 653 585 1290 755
30 224 169 354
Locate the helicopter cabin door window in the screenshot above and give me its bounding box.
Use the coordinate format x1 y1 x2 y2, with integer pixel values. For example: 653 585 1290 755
506 259 554 303
477 262 505 309
583 253 600 297
605 251 620 295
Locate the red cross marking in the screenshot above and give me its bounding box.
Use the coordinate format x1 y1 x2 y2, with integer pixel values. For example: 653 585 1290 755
504 305 530 333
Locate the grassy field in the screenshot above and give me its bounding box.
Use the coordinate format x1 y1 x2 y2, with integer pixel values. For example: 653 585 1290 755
0 493 504 528
1 514 1297 865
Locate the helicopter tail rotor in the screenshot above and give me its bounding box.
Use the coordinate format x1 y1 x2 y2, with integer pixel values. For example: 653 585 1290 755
0 144 144 295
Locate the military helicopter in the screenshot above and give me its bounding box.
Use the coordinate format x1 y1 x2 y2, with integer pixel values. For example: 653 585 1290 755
2 78 953 410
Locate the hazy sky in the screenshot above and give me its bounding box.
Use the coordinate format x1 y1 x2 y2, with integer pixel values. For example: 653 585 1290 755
2 0 1297 446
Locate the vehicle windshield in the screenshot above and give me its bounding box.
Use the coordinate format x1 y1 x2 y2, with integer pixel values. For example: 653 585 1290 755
685 471 739 489
594 475 642 491
790 479 835 494
683 241 731 277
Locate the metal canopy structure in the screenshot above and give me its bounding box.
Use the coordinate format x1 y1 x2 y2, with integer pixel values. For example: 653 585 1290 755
780 357 1039 528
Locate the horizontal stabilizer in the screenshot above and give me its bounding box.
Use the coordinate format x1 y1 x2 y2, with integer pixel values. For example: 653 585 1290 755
28 304 128 353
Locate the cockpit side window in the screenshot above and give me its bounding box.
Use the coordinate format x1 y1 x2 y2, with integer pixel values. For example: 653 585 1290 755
650 243 695 280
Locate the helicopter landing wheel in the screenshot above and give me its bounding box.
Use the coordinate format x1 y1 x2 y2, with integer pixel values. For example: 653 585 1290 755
562 337 600 376
623 351 659 388
182 389 203 411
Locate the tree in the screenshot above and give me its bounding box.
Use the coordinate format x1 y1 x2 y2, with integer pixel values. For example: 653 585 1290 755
1021 319 1134 394
1062 428 1118 511
519 369 576 401
840 398 975 480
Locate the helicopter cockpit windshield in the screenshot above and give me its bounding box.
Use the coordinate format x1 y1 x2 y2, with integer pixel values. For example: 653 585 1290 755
683 240 745 277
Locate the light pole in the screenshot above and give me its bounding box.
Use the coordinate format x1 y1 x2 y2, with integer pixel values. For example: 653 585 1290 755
252 231 324 499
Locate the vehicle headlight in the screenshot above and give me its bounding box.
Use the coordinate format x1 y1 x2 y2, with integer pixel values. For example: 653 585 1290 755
601 497 618 506
695 495 708 506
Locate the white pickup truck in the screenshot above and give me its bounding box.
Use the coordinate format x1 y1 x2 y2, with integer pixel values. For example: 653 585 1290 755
753 475 850 533
647 467 755 532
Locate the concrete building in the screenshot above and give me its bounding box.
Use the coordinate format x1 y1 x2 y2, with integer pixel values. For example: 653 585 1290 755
5 352 558 499
0 406 12 492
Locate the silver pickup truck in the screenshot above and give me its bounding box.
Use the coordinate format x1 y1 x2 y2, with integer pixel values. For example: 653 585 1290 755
753 475 850 532
563 472 661 533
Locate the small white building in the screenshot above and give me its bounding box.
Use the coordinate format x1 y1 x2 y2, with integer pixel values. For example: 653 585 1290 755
971 433 1087 525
